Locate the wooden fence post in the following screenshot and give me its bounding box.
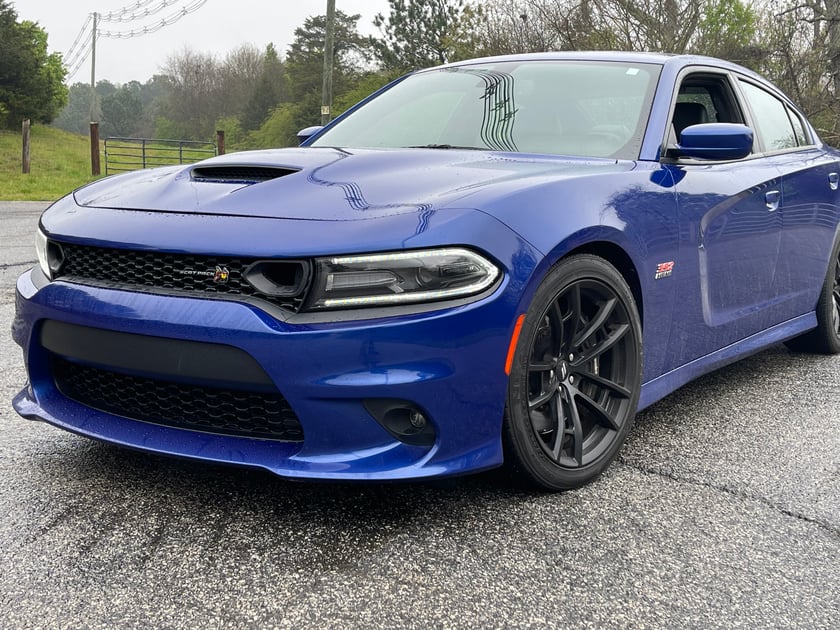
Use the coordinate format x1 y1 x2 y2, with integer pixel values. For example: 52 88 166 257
22 119 31 174
216 130 225 156
90 122 101 176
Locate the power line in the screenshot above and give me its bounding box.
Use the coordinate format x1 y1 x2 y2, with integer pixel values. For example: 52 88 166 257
99 0 209 38
64 14 93 63
63 0 210 81
66 47 94 82
100 0 182 24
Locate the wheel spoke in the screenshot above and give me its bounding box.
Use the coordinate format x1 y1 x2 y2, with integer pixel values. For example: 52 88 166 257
567 392 584 466
550 398 567 460
577 370 632 399
547 299 566 352
528 360 556 373
571 297 617 348
576 323 630 364
563 284 582 354
528 388 555 410
576 388 621 431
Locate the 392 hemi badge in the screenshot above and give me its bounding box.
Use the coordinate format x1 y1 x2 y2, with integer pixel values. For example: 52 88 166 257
655 261 675 280
174 265 231 284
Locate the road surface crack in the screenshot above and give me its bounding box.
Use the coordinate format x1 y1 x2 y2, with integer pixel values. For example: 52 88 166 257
617 458 840 538
0 261 36 270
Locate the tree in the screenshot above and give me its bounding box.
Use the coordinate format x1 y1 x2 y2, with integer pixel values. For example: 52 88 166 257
286 11 370 102
754 0 840 144
101 82 143 137
52 82 92 135
285 11 370 132
693 0 757 62
242 43 286 131
158 48 222 139
217 44 265 117
0 0 67 128
372 0 469 73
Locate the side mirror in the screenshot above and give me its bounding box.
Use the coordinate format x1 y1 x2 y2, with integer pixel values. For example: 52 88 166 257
676 123 753 161
297 125 324 146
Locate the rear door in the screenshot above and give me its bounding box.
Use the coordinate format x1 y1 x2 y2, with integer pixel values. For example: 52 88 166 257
736 78 840 321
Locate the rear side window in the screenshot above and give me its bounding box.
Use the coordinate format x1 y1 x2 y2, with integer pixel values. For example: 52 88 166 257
788 107 810 146
739 81 799 152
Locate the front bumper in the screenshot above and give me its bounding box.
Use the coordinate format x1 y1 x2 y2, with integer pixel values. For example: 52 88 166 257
12 267 521 481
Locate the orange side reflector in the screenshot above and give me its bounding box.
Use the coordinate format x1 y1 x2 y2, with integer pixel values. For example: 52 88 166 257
504 314 526 376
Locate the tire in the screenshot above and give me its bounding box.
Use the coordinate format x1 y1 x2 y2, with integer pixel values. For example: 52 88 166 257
504 255 643 491
784 231 840 355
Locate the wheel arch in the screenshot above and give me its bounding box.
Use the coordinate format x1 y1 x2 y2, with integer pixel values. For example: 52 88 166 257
561 240 644 329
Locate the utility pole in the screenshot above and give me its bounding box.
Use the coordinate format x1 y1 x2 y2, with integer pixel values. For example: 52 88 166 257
321 0 335 125
89 12 100 176
90 12 98 122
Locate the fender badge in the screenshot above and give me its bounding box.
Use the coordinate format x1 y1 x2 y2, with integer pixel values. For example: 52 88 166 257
655 261 674 280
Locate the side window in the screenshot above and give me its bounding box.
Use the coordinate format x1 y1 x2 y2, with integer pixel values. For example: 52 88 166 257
739 81 798 152
787 106 810 146
670 74 743 142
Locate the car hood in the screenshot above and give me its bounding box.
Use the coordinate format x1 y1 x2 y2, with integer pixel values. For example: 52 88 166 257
74 147 635 221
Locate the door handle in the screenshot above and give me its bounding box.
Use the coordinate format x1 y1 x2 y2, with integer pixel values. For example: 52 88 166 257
829 172 839 190
765 190 780 211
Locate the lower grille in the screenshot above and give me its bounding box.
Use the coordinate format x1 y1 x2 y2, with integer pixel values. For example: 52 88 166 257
52 358 304 442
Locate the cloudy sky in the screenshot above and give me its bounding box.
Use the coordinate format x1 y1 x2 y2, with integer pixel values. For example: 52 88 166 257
16 0 391 85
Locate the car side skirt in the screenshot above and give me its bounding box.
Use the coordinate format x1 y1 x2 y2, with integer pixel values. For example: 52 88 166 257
638 313 817 411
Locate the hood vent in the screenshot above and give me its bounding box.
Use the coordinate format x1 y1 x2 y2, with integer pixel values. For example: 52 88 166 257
190 165 299 184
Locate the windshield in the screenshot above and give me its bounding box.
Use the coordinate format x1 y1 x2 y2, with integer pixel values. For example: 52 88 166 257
312 60 661 160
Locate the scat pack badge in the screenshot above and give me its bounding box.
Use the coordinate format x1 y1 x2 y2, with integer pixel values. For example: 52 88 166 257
654 261 675 280
213 265 230 284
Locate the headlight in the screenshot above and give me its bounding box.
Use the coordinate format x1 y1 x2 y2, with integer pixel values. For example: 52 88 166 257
35 227 64 280
307 247 500 310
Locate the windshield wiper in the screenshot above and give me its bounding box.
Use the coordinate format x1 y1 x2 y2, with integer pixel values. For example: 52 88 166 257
406 144 489 150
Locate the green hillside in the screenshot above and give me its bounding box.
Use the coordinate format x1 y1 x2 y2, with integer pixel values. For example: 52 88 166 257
0 125 103 201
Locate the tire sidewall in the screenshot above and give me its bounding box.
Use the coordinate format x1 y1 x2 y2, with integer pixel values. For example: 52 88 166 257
505 254 643 490
818 230 840 352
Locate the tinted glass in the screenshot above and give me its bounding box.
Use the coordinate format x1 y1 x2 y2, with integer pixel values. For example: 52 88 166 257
739 81 798 151
312 61 661 159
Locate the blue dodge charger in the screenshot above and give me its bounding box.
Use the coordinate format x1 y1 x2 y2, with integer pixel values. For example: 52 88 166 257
12 52 840 490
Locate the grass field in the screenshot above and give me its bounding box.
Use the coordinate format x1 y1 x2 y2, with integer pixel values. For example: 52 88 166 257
0 125 103 201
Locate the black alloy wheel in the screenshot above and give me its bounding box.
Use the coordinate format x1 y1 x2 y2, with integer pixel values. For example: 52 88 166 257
785 231 840 354
505 255 642 491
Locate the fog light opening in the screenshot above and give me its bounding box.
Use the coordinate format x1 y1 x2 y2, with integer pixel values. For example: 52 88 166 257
409 410 426 429
364 399 436 447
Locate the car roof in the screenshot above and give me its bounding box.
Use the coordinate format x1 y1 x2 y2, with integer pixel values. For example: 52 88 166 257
433 50 759 79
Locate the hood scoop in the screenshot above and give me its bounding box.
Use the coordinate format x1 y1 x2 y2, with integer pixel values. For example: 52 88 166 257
190 165 299 184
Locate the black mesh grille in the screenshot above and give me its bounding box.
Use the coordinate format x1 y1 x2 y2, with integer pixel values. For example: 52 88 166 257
55 243 308 313
52 357 304 442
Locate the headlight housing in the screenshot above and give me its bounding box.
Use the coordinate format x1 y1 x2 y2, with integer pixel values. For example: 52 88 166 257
35 227 50 279
307 247 500 310
35 227 64 280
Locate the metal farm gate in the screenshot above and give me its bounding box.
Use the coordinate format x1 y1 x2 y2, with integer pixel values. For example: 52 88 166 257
104 137 217 174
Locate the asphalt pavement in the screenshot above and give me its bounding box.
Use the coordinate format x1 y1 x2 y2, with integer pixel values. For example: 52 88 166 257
1 201 838 629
